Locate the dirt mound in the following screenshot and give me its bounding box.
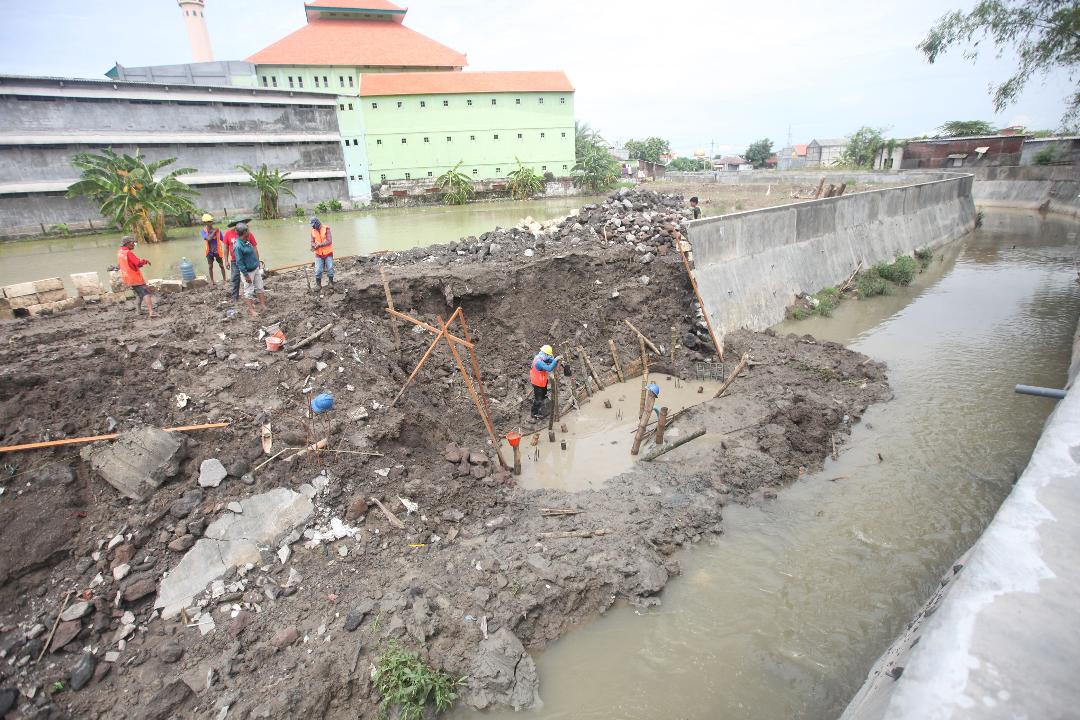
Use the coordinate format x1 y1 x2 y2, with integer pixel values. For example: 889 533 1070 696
0 191 888 719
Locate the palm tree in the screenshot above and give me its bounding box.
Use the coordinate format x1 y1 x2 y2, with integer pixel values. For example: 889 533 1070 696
575 121 605 162
67 149 198 242
238 164 296 219
436 161 475 205
572 148 619 192
506 158 545 200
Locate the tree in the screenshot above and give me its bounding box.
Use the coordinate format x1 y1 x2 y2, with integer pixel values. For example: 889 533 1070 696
67 148 198 243
841 127 885 168
575 121 606 162
745 138 774 168
669 156 708 171
572 147 619 192
436 161 474 205
238 164 295 219
506 158 545 200
624 137 671 165
919 1 1080 127
937 120 996 136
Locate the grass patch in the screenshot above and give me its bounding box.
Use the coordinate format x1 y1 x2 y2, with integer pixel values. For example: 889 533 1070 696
914 247 934 269
373 642 463 720
790 307 810 320
873 256 918 286
811 290 836 316
856 272 889 298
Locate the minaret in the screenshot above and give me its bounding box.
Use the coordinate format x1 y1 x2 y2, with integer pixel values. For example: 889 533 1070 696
177 0 213 63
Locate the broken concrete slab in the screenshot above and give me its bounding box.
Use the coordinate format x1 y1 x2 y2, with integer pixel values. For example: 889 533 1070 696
155 487 314 619
466 627 541 711
81 428 184 501
198 459 227 488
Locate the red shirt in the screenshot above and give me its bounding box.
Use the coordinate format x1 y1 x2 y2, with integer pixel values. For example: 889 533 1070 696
222 229 257 263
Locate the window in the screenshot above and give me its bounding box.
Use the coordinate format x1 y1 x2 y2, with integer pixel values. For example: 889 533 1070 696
542 165 547 171
443 100 448 107
371 102 378 109
354 139 360 146
423 137 429 143
560 97 566 104
538 97 544 104
288 76 294 88
467 99 473 106
493 134 499 140
427 171 433 177
350 175 355 180
562 164 568 170
491 98 497 105
297 77 304 88
561 132 566 138
516 133 522 139
380 174 386 181
472 169 478 174
323 76 328 86
358 174 364 180
470 135 475 141
261 76 268 87
339 104 344 110
397 101 402 108
376 139 382 145
420 100 426 108
347 103 353 110
271 77 277 87
405 173 411 179
401 138 407 144
446 136 452 142
515 98 521 105
339 76 345 88
496 167 501 173
314 77 321 88
348 76 354 87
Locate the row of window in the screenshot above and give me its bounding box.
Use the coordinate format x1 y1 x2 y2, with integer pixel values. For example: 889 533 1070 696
360 164 569 183
263 75 354 90
182 9 204 17
364 131 567 146
370 96 566 110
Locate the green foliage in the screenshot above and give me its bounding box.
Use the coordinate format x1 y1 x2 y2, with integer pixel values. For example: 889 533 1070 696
874 256 919 285
294 206 306 218
919 0 1080 127
841 127 886 168
914 247 935 268
67 148 198 242
314 201 330 214
238 164 295 220
436 161 475 205
937 120 996 136
328 199 344 212
812 291 836 316
745 138 774 168
507 158 545 200
372 642 463 720
790 307 810 320
575 122 606 162
47 223 70 236
856 273 890 298
734 202 745 210
572 147 619 192
1033 145 1059 164
669 156 709 171
624 136 671 164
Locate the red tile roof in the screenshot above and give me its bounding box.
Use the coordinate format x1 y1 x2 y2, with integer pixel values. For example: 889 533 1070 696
247 19 466 68
359 71 573 97
794 143 807 156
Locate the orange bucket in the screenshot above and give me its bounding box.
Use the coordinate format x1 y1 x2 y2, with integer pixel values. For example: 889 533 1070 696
265 331 285 352
505 431 522 448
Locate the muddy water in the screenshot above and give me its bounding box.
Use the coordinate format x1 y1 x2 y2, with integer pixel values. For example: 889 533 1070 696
518 374 725 492
0 196 602 292
459 208 1080 720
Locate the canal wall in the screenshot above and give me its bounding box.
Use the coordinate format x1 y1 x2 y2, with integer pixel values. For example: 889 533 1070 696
840 310 1080 720
685 173 976 349
971 165 1080 218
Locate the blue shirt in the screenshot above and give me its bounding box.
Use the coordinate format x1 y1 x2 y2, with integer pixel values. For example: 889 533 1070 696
234 237 260 273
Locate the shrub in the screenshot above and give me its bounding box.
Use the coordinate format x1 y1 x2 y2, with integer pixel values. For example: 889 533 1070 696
857 273 889 298
47 223 71 236
328 199 343 212
790 307 810 320
294 207 306 218
372 642 462 720
812 291 835 316
874 256 918 285
914 247 934 268
314 201 330 214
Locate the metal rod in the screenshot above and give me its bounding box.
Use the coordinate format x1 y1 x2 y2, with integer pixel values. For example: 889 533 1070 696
1014 384 1066 400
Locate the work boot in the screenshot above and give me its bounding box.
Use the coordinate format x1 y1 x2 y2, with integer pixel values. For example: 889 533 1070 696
312 278 322 294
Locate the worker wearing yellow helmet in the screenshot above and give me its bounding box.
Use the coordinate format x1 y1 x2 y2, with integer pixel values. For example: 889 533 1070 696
529 344 561 419
200 213 226 287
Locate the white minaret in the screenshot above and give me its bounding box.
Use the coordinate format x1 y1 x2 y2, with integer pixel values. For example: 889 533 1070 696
177 0 213 63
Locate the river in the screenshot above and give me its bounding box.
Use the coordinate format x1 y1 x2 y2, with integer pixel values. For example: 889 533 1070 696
0 196 601 292
455 208 1080 719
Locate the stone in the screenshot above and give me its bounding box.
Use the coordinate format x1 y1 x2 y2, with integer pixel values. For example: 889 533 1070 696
151 360 165 371
227 501 243 513
444 444 461 463
168 535 195 553
49 620 82 653
70 652 96 691
140 680 193 720
155 488 314 619
71 272 104 298
228 611 254 638
468 451 489 466
198 459 227 488
60 601 94 622
158 641 184 664
124 578 156 603
0 687 16 716
112 563 131 581
81 428 184 501
345 497 369 521
169 489 203 519
112 543 135 567
271 626 299 649
465 628 540 710
470 464 490 480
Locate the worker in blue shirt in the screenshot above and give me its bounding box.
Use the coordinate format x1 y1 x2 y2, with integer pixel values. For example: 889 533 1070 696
529 344 560 419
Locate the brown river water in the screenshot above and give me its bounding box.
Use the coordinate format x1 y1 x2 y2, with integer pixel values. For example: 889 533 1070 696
456 208 1080 719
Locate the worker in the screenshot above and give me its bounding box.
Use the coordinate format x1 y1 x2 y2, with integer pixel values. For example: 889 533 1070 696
233 222 266 317
222 218 258 301
309 217 334 291
689 196 701 220
200 213 226 286
529 344 561 419
117 235 154 318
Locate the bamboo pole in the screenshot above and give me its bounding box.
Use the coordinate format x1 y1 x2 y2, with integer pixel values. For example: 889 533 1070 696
37 590 75 661
609 339 625 383
539 529 608 540
670 327 678 366
291 323 333 351
641 428 706 461
714 353 749 399
380 265 401 352
392 308 461 406
437 315 508 470
385 307 471 348
577 346 605 390
638 335 649 418
513 444 522 476
0 422 231 455
655 407 669 444
459 312 492 421
814 177 826 199
568 342 592 398
631 389 658 456
624 319 661 356
673 230 724 361
547 370 559 443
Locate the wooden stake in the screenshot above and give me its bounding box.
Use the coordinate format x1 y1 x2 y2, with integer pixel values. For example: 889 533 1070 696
673 230 724 361
655 407 669 444
459 312 492 420
513 443 521 476
384 307 472 348
577 346 605 390
540 507 580 516
539 529 608 540
437 315 509 469
837 182 847 197
814 177 826 199
670 326 678 366
391 307 462 407
369 496 406 529
641 428 706 461
380 266 401 352
631 388 657 455
624 319 661 356
0 422 230 455
838 262 863 293
284 437 327 462
609 339 625 383
547 370 558 443
714 353 749 399
38 590 75 661
638 335 648 417
291 322 333 351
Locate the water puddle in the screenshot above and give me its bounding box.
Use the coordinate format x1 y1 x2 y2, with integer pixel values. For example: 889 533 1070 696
516 374 724 492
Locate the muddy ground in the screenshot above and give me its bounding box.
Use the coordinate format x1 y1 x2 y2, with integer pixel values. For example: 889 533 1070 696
0 189 889 719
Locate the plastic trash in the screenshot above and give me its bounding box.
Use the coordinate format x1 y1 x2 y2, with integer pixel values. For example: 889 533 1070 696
311 393 334 413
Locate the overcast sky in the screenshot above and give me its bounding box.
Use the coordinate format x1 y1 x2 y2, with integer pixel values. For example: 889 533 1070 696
1 0 1073 157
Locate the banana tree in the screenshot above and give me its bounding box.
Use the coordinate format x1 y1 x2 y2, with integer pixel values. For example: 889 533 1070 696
238 164 295 219
436 161 474 205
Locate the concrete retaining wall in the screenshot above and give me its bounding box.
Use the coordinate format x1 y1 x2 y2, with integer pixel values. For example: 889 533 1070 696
971 165 1080 218
686 174 976 347
664 170 946 186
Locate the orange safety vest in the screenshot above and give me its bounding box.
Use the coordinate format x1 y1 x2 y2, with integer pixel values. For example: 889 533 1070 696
203 228 224 257
118 247 145 286
530 357 549 388
311 225 333 258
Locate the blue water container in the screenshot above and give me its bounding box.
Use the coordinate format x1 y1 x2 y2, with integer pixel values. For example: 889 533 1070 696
179 257 195 283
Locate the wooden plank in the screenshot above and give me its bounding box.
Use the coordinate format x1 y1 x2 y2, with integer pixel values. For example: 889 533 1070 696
577 346 605 391
673 230 724 361
624 319 661 356
714 353 749 399
385 307 472 348
0 422 230 455
392 307 461 406
291 323 333 351
641 428 706 461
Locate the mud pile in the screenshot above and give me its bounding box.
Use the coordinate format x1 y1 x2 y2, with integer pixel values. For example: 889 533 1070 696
0 189 888 719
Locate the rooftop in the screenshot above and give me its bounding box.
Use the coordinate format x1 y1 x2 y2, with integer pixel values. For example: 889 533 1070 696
303 0 407 23
908 134 1029 144
358 71 573 97
810 138 848 147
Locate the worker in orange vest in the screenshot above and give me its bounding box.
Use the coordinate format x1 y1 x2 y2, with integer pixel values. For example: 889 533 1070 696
200 213 226 286
310 217 334 291
530 344 562 419
117 236 155 317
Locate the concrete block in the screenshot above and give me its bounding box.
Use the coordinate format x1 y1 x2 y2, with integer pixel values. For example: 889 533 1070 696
7 293 41 310
0 307 13 321
183 276 209 289
26 298 82 317
32 277 64 293
38 289 69 303
71 272 104 297
80 427 185 501
150 279 184 294
3 281 37 299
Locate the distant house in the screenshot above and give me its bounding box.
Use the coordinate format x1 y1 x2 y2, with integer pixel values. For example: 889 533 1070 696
764 153 778 169
712 155 752 172
777 143 808 170
806 138 848 166
897 135 1026 169
613 148 666 179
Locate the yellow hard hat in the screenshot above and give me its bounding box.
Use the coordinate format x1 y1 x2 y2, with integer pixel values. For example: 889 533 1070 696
201 213 214 223
540 344 553 356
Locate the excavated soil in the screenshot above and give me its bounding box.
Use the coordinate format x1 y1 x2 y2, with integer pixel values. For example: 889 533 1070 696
0 190 889 719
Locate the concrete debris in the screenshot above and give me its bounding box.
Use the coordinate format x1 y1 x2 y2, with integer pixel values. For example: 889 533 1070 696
81 427 184 501
226 501 243 514
302 517 359 548
198 458 228 488
466 627 541 711
59 601 94 622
